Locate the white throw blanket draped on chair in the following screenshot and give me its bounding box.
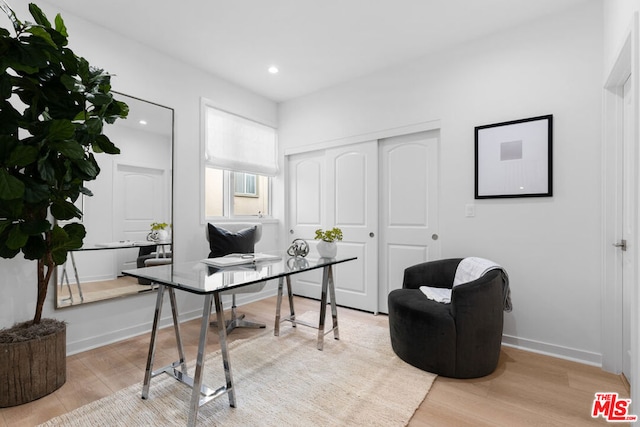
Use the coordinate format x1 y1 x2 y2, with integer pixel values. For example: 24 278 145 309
420 257 512 312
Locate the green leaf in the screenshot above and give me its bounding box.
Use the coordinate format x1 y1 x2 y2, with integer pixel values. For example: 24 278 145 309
87 93 111 107
0 73 12 99
23 181 49 203
54 140 85 159
20 219 51 235
26 26 55 47
72 156 98 179
62 222 85 246
79 186 93 197
0 101 21 135
50 222 86 265
7 145 38 167
50 199 80 220
47 120 75 141
54 14 68 38
0 135 18 162
0 219 13 234
0 243 20 259
0 198 23 218
86 117 102 135
50 247 67 265
22 235 46 260
0 169 25 200
6 224 28 249
60 73 76 91
37 155 56 183
29 4 52 28
93 134 120 155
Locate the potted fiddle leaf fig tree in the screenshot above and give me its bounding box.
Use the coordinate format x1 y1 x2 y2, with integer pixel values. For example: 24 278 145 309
0 2 128 406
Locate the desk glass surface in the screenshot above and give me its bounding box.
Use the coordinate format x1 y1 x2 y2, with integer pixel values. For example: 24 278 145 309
122 253 356 295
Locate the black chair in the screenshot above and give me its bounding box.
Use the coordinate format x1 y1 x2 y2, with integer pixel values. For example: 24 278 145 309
388 258 509 379
206 223 267 334
136 245 172 285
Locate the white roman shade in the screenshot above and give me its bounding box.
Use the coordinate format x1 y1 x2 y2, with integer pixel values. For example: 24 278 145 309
204 104 278 176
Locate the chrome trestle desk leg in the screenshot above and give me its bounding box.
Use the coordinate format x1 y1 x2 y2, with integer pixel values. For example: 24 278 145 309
142 286 188 399
143 287 236 427
187 293 236 427
274 276 295 336
168 287 188 373
317 265 339 350
274 265 339 351
142 284 166 399
59 252 84 303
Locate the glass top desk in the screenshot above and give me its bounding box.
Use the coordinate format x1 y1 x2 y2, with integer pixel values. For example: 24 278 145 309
123 253 356 427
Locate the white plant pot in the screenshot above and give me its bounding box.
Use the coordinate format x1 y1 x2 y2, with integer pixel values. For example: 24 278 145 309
148 229 169 242
317 240 337 258
156 229 169 241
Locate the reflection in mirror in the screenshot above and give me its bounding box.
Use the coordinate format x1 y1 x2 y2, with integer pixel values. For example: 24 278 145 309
56 93 173 308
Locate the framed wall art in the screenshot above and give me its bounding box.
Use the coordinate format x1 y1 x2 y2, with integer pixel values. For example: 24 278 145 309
475 114 553 199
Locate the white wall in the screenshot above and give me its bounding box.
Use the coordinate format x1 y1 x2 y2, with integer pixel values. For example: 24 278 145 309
279 1 603 363
0 1 279 353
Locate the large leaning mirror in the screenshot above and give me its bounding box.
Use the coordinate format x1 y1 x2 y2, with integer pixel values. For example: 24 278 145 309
55 93 174 308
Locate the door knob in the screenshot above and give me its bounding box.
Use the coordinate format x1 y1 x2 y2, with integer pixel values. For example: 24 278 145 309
432 234 439 241
369 232 375 238
613 240 627 251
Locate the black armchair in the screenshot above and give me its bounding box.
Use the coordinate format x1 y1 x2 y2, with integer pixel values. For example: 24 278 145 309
388 258 508 378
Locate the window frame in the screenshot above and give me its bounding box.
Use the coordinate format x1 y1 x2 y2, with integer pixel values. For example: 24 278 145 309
204 167 271 219
234 172 258 198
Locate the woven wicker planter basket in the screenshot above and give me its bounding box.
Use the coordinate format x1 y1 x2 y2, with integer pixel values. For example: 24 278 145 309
0 321 66 407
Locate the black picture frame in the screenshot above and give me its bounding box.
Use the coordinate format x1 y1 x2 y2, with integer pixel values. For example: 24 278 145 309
475 114 553 199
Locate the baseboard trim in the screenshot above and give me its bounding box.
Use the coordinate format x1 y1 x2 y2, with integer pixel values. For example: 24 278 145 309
502 334 602 367
65 287 280 356
67 291 604 371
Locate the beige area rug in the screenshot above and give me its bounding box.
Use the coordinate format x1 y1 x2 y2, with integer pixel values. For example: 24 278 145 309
40 313 436 427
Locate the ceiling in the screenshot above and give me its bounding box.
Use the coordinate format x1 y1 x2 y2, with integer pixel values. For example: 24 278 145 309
45 0 591 103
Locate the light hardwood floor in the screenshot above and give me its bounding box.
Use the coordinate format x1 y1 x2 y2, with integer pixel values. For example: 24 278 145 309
0 295 630 426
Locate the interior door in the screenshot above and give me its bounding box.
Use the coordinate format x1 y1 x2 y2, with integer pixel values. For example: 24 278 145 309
378 131 440 313
287 141 378 312
622 75 633 381
114 164 169 273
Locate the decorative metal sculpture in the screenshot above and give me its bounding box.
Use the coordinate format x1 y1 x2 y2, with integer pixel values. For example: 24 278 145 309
287 256 309 271
287 238 309 257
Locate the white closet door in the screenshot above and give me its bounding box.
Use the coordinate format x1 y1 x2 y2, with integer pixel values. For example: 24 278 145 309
287 141 378 312
378 131 440 313
288 150 326 243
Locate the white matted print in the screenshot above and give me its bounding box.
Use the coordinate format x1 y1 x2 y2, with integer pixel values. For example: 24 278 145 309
475 115 552 199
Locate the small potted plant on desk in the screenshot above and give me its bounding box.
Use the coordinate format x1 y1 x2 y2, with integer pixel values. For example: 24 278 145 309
148 222 170 242
314 227 343 258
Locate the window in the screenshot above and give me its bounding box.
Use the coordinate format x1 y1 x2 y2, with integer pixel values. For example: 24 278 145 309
202 99 277 218
235 172 257 197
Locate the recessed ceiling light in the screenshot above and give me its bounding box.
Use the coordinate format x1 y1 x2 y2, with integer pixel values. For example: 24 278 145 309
139 120 148 125
268 66 279 74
